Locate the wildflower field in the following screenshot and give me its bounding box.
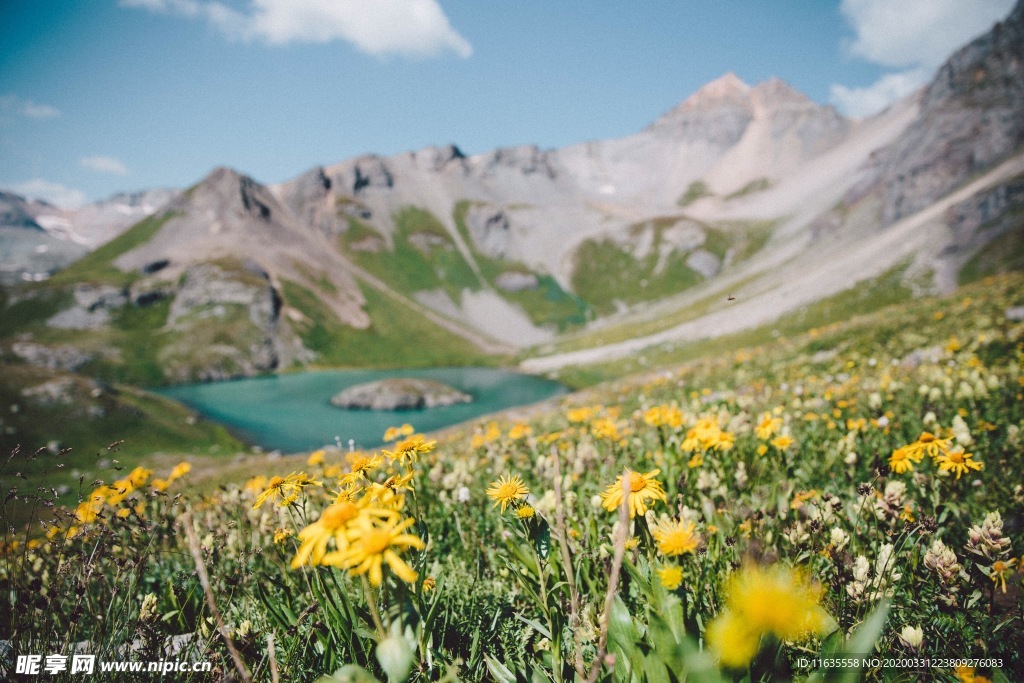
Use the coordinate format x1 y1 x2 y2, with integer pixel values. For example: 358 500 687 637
2 273 1024 682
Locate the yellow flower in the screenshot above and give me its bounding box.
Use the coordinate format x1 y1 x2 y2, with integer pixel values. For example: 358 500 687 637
422 576 436 592
340 452 383 485
383 435 436 464
770 435 793 450
657 564 684 590
790 489 818 510
508 423 533 440
516 505 536 520
567 406 598 423
707 563 830 669
644 405 683 429
936 449 984 479
290 500 397 569
329 516 425 586
652 519 700 557
307 450 325 466
989 558 1017 593
706 611 760 669
253 472 322 510
244 475 268 494
383 423 415 442
273 528 293 544
889 445 921 474
904 431 953 461
756 413 781 440
126 466 153 488
383 469 416 492
956 666 992 683
600 469 666 519
486 474 530 512
687 453 704 468
591 418 620 441
169 462 191 480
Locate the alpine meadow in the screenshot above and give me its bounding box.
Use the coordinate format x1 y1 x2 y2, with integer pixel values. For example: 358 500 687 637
2 2 1024 682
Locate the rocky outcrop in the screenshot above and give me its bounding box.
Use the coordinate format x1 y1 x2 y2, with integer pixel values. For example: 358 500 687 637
160 262 285 382
482 145 558 179
47 284 128 329
858 1 1024 226
495 271 539 291
331 378 472 410
647 73 754 147
9 341 95 372
351 156 395 193
933 174 1024 290
0 192 87 283
465 205 512 258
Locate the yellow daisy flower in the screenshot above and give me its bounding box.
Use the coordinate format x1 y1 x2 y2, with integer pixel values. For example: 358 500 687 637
657 564 684 590
329 516 425 586
652 519 700 557
600 468 666 519
936 449 984 479
486 474 530 512
888 445 921 474
515 505 536 520
383 435 436 464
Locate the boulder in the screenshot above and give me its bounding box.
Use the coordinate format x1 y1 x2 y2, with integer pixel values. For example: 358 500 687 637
331 378 472 410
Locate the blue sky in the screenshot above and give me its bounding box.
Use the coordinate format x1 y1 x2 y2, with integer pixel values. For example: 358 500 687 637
0 0 1015 207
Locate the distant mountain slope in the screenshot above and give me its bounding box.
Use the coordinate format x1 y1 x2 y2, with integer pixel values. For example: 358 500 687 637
2 1 1022 381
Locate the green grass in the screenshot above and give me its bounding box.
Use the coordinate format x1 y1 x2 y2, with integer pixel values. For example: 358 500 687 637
571 236 704 316
677 180 712 207
282 279 496 368
0 287 72 334
957 207 1024 285
724 177 772 201
533 220 779 356
452 201 591 331
342 207 481 303
0 364 244 514
554 260 917 388
46 211 178 286
570 216 747 316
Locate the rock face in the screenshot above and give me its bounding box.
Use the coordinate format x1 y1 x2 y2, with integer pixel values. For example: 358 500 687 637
851 0 1024 226
0 192 88 283
159 262 288 383
331 378 472 410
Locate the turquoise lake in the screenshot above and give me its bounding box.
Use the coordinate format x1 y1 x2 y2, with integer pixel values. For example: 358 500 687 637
157 367 568 453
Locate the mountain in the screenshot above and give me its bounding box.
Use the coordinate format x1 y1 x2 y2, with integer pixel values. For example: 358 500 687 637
0 187 178 284
2 1 1022 383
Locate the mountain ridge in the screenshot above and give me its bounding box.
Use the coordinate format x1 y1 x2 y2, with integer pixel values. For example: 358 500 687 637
3 2 1022 383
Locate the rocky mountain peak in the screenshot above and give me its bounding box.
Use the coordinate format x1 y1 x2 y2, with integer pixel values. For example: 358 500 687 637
683 72 751 108
187 166 275 221
750 77 816 110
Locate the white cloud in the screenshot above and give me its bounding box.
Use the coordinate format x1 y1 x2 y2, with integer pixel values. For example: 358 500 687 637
80 155 130 175
829 67 931 118
120 0 472 58
830 0 1015 117
0 94 61 119
3 179 88 209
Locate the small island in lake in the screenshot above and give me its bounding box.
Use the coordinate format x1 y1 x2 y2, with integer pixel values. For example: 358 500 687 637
330 378 473 411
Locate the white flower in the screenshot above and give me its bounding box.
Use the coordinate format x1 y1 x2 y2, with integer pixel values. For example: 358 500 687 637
734 462 748 488
898 625 923 649
852 555 870 583
830 527 849 551
456 486 470 503
951 415 973 446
